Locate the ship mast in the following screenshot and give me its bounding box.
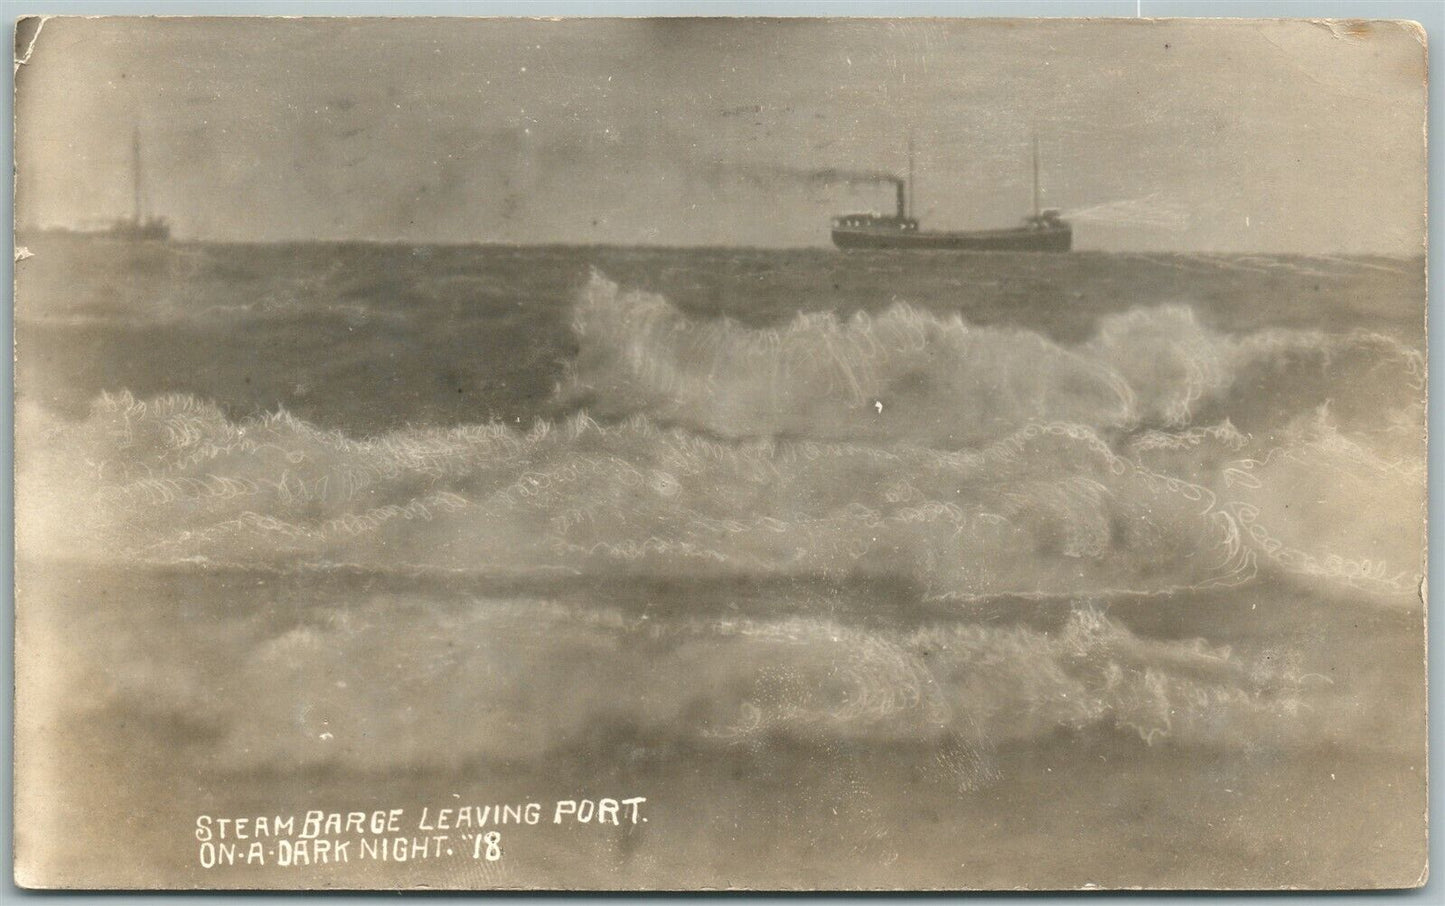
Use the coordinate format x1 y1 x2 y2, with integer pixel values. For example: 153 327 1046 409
1031 133 1041 220
131 127 145 223
907 132 915 220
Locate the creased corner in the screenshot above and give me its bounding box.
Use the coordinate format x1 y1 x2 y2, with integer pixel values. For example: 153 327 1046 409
14 16 48 76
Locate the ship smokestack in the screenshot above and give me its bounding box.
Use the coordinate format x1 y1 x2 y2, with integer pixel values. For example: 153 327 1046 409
894 177 906 220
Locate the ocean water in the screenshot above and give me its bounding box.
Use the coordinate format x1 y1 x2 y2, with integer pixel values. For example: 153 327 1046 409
14 238 1428 888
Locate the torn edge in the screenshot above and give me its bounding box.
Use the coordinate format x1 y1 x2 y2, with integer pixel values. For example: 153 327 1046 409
14 16 47 75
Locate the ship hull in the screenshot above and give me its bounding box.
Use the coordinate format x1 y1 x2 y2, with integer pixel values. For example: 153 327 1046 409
833 224 1071 252
23 225 171 243
103 219 171 241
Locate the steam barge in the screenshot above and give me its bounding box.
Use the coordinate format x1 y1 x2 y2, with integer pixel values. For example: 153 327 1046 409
831 138 1071 252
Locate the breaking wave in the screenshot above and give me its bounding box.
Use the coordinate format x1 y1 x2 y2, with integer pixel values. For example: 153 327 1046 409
65 593 1325 774
563 273 1421 445
20 392 1244 598
20 271 1421 598
17 383 1422 600
563 274 1131 447
15 260 1426 789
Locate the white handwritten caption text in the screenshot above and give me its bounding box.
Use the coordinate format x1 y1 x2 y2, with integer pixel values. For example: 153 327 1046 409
194 798 647 869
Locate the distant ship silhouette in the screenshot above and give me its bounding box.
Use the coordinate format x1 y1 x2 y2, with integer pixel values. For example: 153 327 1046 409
831 136 1071 252
40 128 171 241
102 128 171 240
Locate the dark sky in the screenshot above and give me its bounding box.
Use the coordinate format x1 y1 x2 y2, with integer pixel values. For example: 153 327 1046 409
15 17 1427 253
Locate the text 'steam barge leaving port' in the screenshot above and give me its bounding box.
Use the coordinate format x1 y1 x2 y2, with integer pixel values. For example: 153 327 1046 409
831 137 1071 252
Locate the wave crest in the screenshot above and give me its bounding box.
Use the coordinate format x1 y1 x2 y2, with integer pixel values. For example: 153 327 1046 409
66 595 1324 773
563 272 1422 447
22 392 1258 599
563 272 1133 447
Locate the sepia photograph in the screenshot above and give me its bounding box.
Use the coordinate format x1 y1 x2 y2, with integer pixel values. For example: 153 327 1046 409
12 15 1430 890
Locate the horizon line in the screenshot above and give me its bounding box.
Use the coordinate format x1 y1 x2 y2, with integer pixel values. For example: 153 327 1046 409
12 230 1428 261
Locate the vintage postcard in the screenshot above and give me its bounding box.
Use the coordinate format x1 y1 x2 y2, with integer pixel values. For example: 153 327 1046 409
13 16 1428 890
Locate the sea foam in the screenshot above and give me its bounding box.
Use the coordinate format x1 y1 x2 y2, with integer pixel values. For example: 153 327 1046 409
565 272 1421 445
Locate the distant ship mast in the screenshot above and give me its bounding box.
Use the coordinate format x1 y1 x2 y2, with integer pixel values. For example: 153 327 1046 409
132 127 147 224
105 127 170 240
907 133 915 221
1032 133 1041 221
